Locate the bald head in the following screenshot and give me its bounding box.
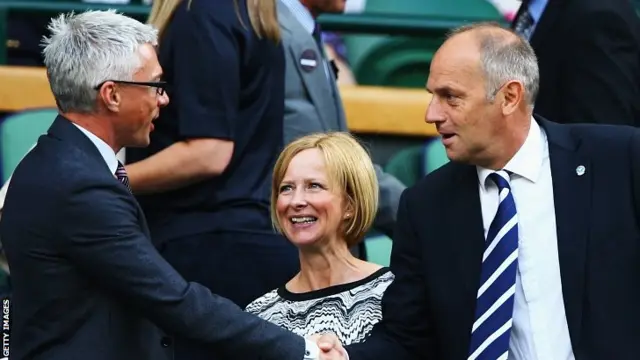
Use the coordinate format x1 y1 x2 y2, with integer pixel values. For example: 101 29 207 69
448 22 522 46
435 22 539 106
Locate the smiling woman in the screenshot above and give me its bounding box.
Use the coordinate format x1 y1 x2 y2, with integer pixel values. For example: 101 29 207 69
270 132 378 248
245 132 395 346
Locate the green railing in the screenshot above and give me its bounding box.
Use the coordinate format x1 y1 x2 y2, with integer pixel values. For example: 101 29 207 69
320 13 506 36
0 0 504 64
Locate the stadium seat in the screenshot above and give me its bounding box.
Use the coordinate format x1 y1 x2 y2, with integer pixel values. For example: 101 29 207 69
0 108 57 183
384 145 424 187
422 137 449 174
364 231 393 267
343 0 503 87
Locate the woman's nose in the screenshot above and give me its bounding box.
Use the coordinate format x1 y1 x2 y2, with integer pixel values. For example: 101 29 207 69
291 190 307 208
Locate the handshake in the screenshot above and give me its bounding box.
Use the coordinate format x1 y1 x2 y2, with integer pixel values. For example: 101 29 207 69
308 333 349 360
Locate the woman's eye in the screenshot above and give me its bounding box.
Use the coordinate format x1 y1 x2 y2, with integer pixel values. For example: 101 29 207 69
309 183 322 189
279 184 292 193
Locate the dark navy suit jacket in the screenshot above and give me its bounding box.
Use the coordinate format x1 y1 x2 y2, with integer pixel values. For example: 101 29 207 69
0 116 305 360
348 118 640 360
513 0 640 126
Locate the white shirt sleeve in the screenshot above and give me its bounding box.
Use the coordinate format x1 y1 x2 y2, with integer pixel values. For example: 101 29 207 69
303 339 321 359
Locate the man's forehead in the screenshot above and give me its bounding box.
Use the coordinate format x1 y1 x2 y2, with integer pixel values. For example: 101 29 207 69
136 44 162 76
427 60 485 96
429 58 480 82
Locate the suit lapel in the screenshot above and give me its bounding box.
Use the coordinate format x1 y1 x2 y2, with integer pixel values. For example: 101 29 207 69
49 116 157 246
448 164 486 308
528 0 566 50
326 62 348 131
286 41 336 128
542 118 591 349
48 116 110 173
278 4 339 131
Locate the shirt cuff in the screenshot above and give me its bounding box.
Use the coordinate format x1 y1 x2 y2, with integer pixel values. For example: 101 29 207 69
303 338 320 359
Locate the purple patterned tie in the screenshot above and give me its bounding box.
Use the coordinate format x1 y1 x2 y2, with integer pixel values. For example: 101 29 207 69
115 161 131 192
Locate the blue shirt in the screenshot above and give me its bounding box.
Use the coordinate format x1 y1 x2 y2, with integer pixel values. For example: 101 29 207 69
526 0 549 38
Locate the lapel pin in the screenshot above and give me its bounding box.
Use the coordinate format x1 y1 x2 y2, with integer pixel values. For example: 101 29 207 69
576 165 586 176
300 49 319 72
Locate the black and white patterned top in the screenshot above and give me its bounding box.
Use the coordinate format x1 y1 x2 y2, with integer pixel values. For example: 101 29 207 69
245 268 394 345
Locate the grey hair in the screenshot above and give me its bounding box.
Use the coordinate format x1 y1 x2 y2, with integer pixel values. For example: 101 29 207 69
41 10 158 113
448 22 539 106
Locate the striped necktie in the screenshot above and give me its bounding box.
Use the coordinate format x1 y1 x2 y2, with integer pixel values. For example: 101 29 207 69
115 161 131 193
468 171 519 360
513 7 534 39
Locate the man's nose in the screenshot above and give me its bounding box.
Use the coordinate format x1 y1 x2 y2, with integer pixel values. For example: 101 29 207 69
158 92 170 107
425 96 445 124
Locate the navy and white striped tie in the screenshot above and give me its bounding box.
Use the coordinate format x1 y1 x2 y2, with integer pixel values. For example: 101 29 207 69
468 171 519 360
115 161 131 193
513 8 534 39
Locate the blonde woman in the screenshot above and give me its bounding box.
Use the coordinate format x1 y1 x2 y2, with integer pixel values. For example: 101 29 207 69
246 132 395 346
125 1 298 359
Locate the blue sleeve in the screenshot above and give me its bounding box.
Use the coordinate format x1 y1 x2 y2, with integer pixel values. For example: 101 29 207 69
60 183 306 358
173 7 239 140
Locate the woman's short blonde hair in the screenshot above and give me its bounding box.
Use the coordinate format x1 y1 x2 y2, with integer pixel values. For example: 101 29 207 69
271 132 379 247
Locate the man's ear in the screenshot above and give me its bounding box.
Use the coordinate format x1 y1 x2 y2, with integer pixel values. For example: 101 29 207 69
500 80 525 116
98 82 121 112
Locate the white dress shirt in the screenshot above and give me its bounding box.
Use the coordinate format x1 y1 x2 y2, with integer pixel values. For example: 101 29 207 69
73 123 118 174
476 118 574 360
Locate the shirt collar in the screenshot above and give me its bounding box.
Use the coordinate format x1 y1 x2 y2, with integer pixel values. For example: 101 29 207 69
280 0 315 34
477 117 548 189
72 123 119 175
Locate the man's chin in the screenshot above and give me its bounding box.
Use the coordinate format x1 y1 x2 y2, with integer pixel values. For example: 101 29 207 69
125 137 151 149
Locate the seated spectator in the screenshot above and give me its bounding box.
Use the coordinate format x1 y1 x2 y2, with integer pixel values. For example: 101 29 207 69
246 132 394 345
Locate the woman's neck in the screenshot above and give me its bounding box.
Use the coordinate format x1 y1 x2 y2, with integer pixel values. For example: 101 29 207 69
289 242 375 293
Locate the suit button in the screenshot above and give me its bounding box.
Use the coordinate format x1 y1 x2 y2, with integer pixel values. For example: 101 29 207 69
160 336 172 347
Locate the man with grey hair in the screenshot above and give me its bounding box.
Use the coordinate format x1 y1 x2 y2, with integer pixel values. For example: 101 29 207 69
322 22 640 360
0 10 343 360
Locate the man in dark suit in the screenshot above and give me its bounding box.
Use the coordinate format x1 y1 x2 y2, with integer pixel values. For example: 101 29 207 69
0 10 342 360
512 0 640 126
319 22 640 360
277 0 406 243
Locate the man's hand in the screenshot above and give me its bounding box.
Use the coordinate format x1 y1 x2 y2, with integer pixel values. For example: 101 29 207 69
308 333 348 360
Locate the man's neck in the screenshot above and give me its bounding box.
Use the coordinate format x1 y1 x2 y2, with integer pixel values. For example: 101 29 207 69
477 114 532 170
299 0 318 18
63 112 119 153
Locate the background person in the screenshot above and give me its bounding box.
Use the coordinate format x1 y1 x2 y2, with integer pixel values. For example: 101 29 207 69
276 0 406 250
126 0 298 320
